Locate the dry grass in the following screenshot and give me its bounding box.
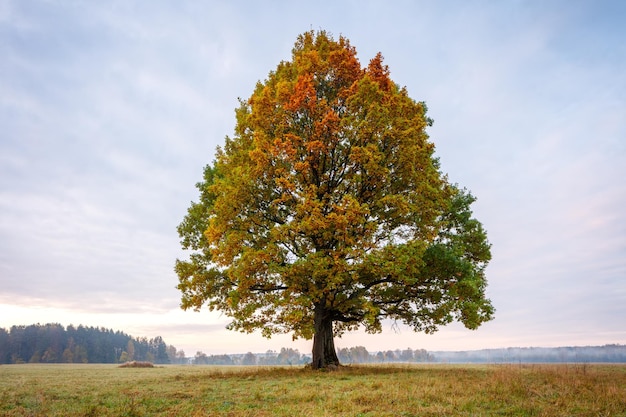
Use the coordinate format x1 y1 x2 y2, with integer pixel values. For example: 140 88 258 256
0 363 625 416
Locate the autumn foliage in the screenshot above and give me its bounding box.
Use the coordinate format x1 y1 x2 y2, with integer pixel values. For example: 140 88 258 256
176 31 494 369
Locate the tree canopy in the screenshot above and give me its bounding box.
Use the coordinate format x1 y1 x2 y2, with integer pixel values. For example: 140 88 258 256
176 30 494 369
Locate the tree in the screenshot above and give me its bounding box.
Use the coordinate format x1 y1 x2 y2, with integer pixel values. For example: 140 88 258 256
126 340 135 361
338 346 371 364
400 348 414 362
176 30 494 369
0 328 9 364
276 347 302 365
166 344 177 363
242 351 257 365
194 351 209 365
149 336 170 364
119 351 129 363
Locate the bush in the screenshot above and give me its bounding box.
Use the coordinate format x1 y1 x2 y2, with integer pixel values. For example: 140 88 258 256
118 361 154 368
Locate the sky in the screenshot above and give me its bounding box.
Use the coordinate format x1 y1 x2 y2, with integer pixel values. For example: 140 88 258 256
1 1 624 357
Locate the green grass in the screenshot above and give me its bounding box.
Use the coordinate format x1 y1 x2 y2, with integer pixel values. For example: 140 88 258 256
1 363 625 416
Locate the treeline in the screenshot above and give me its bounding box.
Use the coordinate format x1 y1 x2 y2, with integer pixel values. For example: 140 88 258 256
191 346 434 365
0 324 185 364
193 347 307 365
5 323 621 366
430 345 626 363
339 346 434 363
190 344 626 366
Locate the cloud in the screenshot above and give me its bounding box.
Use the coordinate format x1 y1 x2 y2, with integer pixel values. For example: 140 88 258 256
0 1 239 311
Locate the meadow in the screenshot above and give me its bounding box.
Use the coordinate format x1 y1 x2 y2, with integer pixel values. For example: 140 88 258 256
1 363 625 416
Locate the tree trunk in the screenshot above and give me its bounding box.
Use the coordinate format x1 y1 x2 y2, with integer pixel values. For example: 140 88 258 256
311 305 340 369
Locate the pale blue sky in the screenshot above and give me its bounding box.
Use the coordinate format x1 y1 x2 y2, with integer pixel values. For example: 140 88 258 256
1 1 624 355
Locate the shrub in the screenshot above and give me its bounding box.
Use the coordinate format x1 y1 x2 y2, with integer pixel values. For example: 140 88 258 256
118 361 154 368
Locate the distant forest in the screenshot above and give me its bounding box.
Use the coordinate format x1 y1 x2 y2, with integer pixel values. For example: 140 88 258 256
194 346 434 366
0 323 184 364
430 345 626 363
1 323 624 365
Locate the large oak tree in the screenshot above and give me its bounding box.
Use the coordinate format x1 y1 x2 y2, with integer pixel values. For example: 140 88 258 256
176 31 494 369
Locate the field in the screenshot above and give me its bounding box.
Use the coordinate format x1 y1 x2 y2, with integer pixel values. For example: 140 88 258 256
1 363 625 416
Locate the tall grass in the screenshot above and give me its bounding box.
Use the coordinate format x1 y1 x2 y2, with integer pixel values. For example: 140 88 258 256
1 363 624 416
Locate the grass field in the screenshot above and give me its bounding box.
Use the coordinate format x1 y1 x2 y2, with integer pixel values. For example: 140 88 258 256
1 363 625 416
